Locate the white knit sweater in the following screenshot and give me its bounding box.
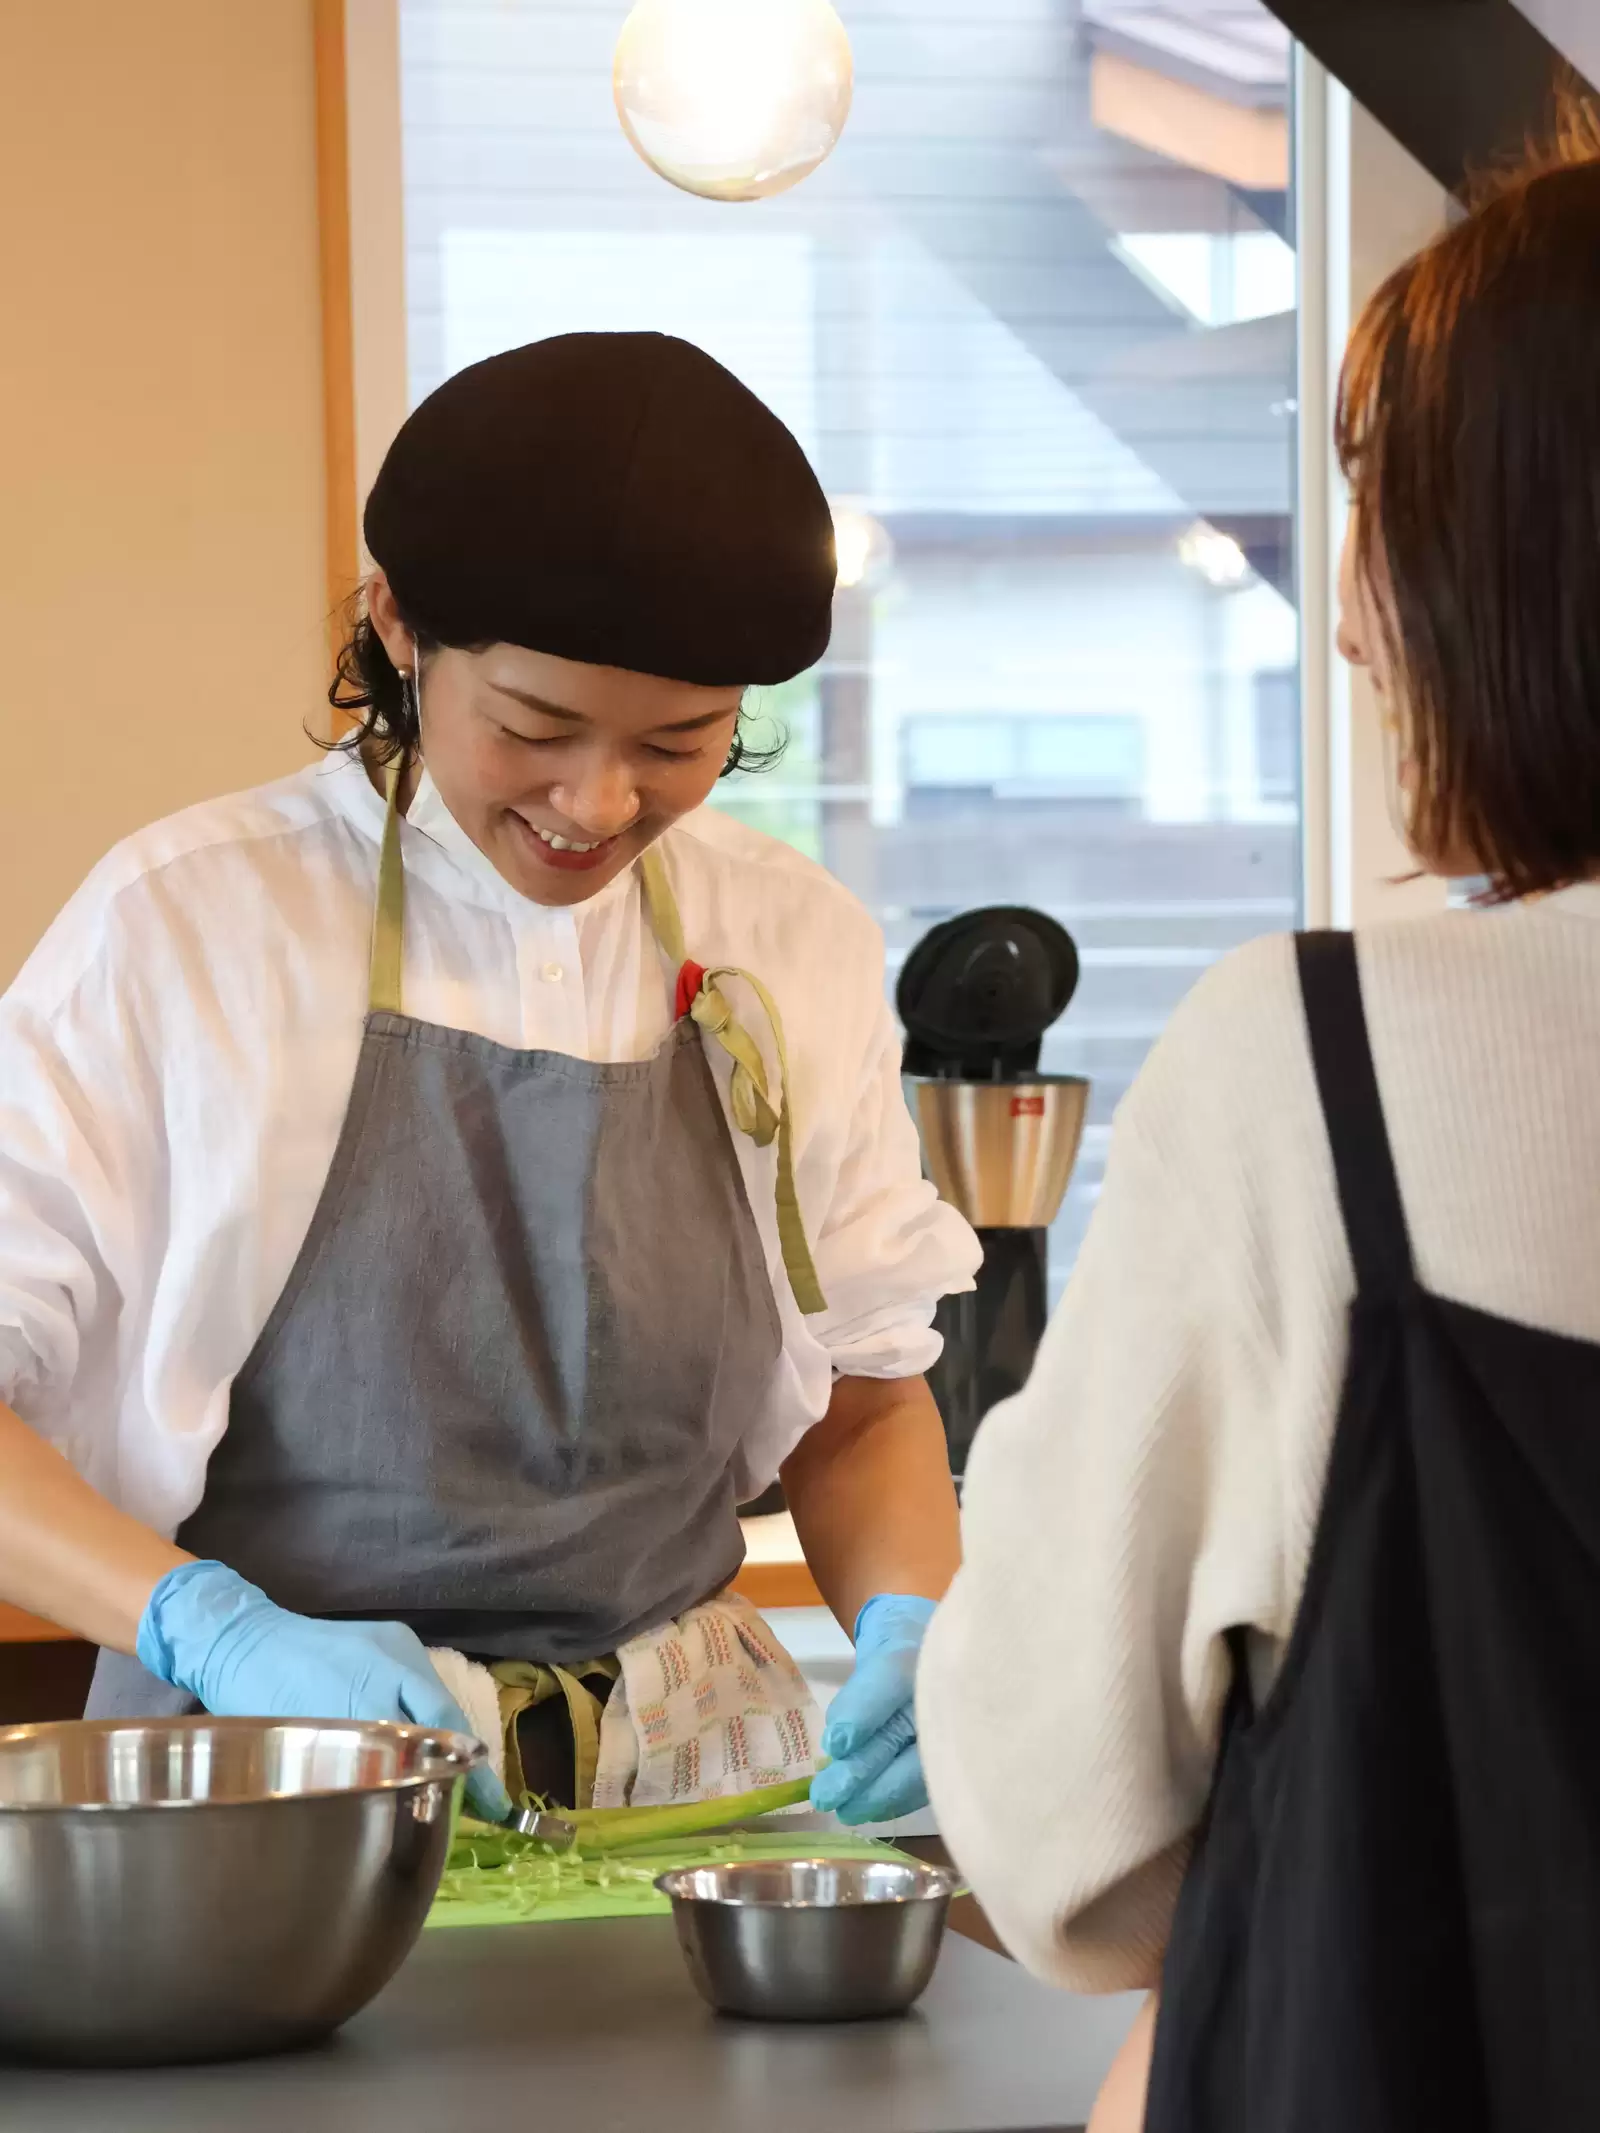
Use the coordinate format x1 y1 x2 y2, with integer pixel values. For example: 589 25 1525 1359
918 883 1600 1993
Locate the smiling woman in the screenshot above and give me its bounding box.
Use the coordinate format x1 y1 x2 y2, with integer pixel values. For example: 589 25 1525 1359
0 323 978 1834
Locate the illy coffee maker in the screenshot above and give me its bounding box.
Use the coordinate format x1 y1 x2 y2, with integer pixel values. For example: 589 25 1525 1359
899 907 1087 1475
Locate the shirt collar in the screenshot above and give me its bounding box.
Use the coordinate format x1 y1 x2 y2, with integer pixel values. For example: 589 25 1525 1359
320 742 639 924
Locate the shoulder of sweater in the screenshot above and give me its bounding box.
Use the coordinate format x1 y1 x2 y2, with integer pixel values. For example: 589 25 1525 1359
1117 930 1310 1153
1119 906 1523 1156
1105 930 1348 1339
4 758 346 1023
1354 896 1590 1012
1108 908 1561 1319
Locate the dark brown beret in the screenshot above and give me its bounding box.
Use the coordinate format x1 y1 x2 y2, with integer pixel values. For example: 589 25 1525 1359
365 332 836 687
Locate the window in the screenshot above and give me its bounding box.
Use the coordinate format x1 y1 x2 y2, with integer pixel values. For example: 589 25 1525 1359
1253 667 1300 806
399 0 1301 1291
902 713 1144 815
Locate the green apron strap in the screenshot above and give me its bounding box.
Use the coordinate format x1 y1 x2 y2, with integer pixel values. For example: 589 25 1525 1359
553 1660 612 1809
369 755 407 1016
637 848 827 1317
698 962 827 1317
638 846 688 970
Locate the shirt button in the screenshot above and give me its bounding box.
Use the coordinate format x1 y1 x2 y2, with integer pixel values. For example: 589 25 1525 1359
541 962 565 984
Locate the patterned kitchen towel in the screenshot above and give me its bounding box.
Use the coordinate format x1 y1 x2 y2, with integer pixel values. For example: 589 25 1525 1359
428 1593 819 1811
593 1591 821 1809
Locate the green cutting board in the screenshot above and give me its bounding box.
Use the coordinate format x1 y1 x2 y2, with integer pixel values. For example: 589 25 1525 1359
427 1830 916 1930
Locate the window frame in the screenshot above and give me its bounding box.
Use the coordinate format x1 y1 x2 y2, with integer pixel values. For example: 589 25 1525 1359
1295 49 1449 928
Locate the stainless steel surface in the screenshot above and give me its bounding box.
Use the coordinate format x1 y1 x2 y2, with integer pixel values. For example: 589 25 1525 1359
907 1076 1089 1228
506 1805 577 1847
656 1855 958 2021
0 1715 482 2068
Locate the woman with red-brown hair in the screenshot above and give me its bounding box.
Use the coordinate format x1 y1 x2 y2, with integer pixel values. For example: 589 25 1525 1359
922 118 1600 2130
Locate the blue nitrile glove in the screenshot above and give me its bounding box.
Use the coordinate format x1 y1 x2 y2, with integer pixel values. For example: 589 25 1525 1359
138 1560 513 1824
811 1594 938 1826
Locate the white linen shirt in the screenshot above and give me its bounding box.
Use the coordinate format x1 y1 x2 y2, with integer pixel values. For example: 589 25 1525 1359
0 746 978 1536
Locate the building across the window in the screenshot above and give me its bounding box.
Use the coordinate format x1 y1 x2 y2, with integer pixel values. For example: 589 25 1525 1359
902 713 1146 817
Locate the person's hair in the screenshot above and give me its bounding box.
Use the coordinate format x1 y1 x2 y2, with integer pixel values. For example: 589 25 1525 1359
1334 95 1600 900
323 595 785 776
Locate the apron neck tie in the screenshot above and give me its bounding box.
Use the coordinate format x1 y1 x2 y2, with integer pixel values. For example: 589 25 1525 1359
639 847 827 1318
369 755 408 1016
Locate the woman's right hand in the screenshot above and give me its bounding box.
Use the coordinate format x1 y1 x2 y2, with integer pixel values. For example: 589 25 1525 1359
139 1560 513 1822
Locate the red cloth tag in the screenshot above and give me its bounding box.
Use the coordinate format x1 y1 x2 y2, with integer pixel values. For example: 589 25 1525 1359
675 959 707 1020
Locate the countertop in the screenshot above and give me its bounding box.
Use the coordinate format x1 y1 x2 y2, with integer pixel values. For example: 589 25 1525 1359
10 1913 1140 2133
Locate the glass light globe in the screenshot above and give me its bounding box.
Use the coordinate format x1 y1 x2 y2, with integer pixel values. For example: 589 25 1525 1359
613 0 854 204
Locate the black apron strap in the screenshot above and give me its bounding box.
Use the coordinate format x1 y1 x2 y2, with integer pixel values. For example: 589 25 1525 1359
1295 931 1415 1297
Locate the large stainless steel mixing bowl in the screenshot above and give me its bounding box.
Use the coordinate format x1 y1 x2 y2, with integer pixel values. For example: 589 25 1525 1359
0 1715 482 2067
656 1856 958 2021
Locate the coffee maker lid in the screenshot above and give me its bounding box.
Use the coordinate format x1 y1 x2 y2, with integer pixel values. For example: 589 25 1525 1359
897 906 1079 1078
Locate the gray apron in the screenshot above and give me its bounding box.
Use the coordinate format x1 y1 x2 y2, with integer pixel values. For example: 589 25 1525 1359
89 769 824 1717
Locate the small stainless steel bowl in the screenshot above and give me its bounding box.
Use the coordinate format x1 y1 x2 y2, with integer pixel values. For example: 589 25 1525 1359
0 1715 482 2068
655 1856 958 2022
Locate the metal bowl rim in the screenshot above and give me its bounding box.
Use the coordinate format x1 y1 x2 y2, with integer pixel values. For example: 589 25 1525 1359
0 1714 483 1814
653 1855 960 1908
903 1072 1088 1090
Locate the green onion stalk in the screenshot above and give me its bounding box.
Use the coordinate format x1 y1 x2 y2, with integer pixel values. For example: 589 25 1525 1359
454 1769 821 1866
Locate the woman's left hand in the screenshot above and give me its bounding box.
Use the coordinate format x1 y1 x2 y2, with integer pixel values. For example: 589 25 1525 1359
811 1594 937 1825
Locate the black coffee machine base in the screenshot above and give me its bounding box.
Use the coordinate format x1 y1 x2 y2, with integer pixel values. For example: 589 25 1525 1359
928 1226 1049 1476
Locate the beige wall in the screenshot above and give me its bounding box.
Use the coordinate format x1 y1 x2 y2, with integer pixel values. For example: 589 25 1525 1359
0 1 327 988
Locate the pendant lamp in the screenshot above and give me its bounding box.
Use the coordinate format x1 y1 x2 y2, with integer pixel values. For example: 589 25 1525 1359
613 0 853 202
